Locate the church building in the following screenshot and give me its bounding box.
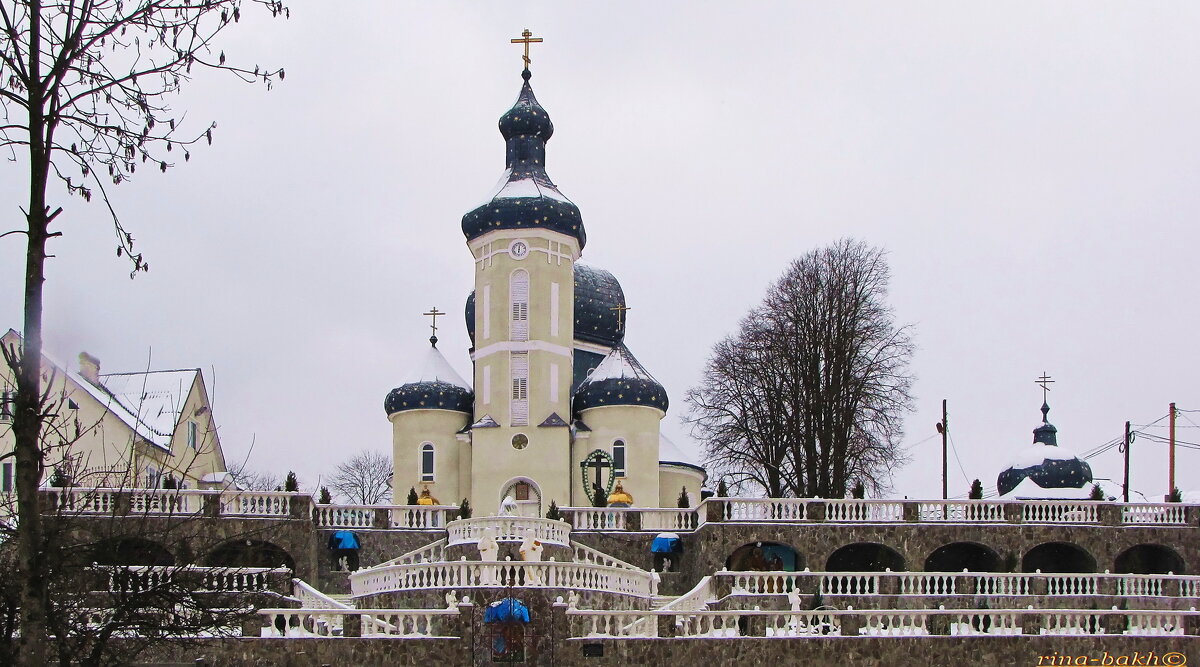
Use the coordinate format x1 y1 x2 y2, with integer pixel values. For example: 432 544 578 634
385 65 706 515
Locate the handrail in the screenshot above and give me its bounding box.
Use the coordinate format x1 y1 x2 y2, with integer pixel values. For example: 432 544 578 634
350 559 656 598
446 516 571 546
572 542 644 572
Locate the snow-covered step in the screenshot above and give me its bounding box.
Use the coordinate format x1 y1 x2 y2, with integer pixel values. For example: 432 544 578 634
327 594 355 608
650 595 678 610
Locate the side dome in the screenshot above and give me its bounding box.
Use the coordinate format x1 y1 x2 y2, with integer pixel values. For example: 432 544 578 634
574 264 626 347
385 344 474 416
465 263 625 347
573 344 668 414
461 70 586 248
996 402 1092 497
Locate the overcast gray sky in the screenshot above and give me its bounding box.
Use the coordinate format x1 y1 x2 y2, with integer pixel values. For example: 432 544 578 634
2 2 1197 501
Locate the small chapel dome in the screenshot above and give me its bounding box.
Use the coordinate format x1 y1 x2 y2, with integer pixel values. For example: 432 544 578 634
416 487 441 506
465 263 626 347
573 344 668 414
384 341 474 416
607 482 634 507
461 69 586 248
997 401 1093 498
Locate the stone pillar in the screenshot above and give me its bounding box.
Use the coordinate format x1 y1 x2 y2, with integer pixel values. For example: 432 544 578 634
840 612 862 636
1003 502 1023 524
878 572 900 595
1030 576 1049 596
808 501 827 523
342 612 362 637
626 510 641 532
289 494 311 521
704 499 725 524
902 501 920 523
114 490 132 516
1020 611 1043 635
374 507 391 529
203 491 221 518
1185 504 1200 526
1096 503 1122 527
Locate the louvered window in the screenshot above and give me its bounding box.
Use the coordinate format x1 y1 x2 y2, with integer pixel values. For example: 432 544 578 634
510 270 529 341
510 352 528 425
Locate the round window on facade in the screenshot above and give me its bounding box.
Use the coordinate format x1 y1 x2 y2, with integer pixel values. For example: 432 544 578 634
511 433 529 450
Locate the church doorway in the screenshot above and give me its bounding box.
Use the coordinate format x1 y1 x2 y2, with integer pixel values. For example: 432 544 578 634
500 478 542 518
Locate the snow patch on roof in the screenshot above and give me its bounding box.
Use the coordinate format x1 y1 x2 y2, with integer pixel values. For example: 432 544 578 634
402 345 471 390
99 370 197 444
1001 476 1090 500
659 434 701 467
1006 444 1085 470
481 169 573 206
583 344 658 385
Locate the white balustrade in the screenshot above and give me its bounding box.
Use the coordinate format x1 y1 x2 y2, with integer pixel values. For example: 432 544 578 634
315 505 376 528
659 576 715 612
717 498 811 522
1021 501 1099 524
949 611 1023 636
350 560 655 598
259 608 460 638
727 571 800 595
447 516 570 546
640 508 700 531
974 573 1032 596
572 542 644 572
1122 503 1187 525
96 565 287 593
127 489 203 515
825 500 904 522
1047 574 1098 596
917 501 1004 522
862 610 929 636
571 508 627 530
220 491 295 517
389 505 453 529
898 573 957 596
821 572 879 595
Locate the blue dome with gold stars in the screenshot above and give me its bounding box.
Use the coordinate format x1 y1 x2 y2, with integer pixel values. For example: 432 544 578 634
997 401 1093 497
384 342 474 416
464 263 625 347
461 69 586 248
573 344 668 414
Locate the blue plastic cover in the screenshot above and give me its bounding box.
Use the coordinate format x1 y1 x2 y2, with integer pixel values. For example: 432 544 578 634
484 598 531 623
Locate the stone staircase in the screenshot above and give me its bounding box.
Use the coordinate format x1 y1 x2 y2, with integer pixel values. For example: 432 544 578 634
650 595 679 610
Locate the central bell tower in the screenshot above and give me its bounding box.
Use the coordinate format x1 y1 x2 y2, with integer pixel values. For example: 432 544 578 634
460 64 585 515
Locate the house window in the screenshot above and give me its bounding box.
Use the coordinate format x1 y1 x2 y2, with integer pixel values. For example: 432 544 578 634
510 269 529 342
613 440 626 478
187 421 198 451
1 462 12 493
0 391 13 421
510 352 528 426
420 443 435 482
146 466 161 489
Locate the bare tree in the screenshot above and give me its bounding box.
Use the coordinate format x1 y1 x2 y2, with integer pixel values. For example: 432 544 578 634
329 449 392 505
686 239 914 498
1 2 288 661
224 461 279 493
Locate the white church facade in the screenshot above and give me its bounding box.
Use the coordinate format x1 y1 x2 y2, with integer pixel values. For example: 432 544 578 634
385 68 705 516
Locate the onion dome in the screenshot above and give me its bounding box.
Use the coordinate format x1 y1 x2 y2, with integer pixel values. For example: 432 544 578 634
574 264 626 346
465 262 626 347
573 344 668 414
997 401 1092 497
461 69 586 248
416 487 441 506
607 482 633 507
384 341 474 416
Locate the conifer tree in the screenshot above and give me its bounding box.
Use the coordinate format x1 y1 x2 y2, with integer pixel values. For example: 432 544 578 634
968 479 984 499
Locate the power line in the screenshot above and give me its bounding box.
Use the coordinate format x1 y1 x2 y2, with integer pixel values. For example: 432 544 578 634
946 433 970 485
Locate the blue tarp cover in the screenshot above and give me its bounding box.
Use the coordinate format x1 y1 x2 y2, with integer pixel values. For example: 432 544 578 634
484 598 531 623
651 533 681 553
330 531 359 550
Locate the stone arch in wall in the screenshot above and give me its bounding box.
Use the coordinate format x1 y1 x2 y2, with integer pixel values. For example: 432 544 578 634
1022 542 1096 573
205 539 295 570
924 542 1002 572
826 542 906 572
1114 544 1186 575
725 541 802 572
91 537 175 566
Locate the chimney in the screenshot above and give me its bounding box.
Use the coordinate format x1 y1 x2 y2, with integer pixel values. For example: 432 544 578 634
78 352 101 385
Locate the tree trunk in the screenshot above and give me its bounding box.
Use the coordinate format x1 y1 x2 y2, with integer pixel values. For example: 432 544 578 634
16 1 51 661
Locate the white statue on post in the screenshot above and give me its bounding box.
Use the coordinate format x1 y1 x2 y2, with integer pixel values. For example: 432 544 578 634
498 495 519 516
519 529 544 562
478 527 500 562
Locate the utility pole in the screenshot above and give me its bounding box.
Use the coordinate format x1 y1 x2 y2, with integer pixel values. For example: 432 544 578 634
1168 402 1177 500
1122 420 1131 503
940 399 948 500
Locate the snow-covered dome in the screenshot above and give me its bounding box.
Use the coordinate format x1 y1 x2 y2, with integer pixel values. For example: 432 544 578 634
659 434 706 475
572 344 668 414
461 69 586 249
997 401 1092 497
384 343 474 415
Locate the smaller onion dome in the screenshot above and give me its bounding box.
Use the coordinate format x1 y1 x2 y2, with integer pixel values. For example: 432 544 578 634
384 342 474 416
573 344 668 414
607 482 633 507
574 264 626 347
997 401 1092 497
416 487 441 506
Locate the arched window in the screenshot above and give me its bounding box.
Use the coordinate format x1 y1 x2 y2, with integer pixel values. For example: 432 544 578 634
613 440 626 478
420 443 435 482
510 270 529 342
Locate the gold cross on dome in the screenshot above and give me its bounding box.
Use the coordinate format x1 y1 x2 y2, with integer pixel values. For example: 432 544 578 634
610 303 631 329
1035 372 1054 402
423 307 444 338
511 28 543 68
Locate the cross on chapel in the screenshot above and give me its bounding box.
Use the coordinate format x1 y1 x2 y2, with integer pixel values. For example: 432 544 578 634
423 307 444 346
511 29 543 69
610 303 631 330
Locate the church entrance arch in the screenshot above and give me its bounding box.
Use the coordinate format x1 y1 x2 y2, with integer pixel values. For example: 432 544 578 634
1114 544 1185 575
91 537 175 566
500 477 542 518
205 540 295 570
924 542 1002 572
1022 542 1095 573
